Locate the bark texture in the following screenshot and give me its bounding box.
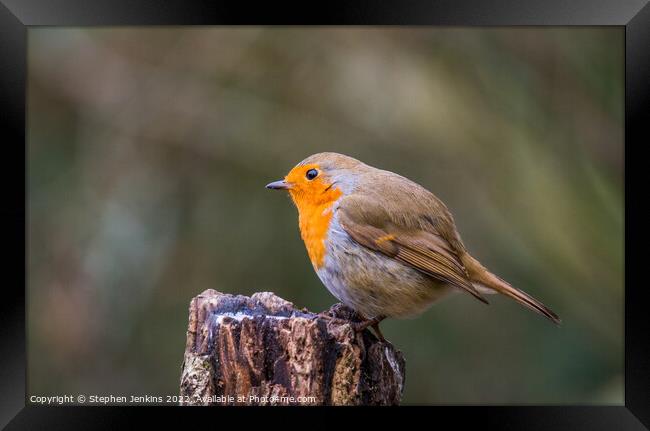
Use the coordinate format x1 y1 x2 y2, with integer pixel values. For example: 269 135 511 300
179 289 405 405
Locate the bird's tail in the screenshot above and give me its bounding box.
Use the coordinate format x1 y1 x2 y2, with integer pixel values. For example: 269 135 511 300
461 254 561 325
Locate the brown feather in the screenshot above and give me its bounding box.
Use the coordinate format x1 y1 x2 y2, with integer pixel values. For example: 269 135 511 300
462 253 561 324
337 195 488 304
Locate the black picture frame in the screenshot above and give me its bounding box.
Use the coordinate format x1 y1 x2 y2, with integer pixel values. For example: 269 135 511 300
2 1 647 429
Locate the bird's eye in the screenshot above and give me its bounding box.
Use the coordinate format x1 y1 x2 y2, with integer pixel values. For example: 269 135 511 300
306 169 319 180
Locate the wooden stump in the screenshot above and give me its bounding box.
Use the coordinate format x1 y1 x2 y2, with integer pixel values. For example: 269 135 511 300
179 289 405 405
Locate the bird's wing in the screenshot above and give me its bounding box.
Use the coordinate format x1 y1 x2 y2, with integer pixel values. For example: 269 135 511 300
336 192 488 304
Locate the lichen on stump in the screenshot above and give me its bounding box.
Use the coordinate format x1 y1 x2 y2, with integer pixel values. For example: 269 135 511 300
179 289 405 405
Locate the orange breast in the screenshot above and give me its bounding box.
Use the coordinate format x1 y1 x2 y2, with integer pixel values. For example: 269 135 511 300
291 187 343 269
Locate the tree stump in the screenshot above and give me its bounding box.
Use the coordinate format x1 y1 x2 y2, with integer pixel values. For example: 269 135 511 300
179 289 405 405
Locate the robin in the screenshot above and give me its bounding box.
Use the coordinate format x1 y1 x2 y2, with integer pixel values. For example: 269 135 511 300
266 152 560 341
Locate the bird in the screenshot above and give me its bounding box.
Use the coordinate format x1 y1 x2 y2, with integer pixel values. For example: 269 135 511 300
266 152 560 341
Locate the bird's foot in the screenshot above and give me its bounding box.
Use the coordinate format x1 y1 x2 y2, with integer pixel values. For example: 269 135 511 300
314 311 349 326
351 316 387 343
316 308 387 343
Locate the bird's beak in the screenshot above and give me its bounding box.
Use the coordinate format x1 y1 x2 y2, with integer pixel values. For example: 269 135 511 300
265 180 292 190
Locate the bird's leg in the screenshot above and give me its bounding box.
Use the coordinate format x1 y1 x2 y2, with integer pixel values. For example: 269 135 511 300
371 321 386 343
352 315 387 342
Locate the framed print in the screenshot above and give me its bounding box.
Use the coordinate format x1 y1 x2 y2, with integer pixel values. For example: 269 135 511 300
1 0 648 429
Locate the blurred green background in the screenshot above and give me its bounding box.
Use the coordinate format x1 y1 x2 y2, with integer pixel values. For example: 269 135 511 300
27 27 623 404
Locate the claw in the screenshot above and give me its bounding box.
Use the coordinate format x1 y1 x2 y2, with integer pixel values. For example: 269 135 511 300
315 311 348 326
